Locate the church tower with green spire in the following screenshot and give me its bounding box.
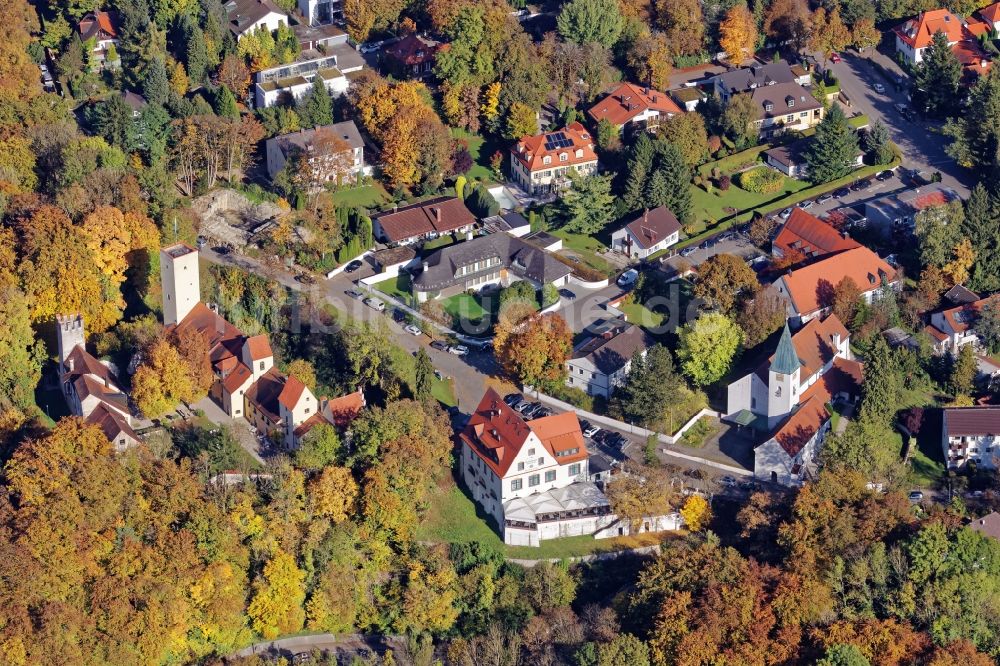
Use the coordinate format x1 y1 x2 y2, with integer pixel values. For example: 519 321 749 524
767 323 801 427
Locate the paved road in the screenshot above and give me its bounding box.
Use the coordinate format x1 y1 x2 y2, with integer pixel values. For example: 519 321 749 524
235 633 404 660
200 249 496 413
826 50 972 197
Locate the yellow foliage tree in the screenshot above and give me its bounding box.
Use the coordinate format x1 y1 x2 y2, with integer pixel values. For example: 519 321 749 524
308 466 359 523
680 494 711 532
719 4 757 63
171 61 189 96
247 550 306 639
943 238 976 287
480 81 501 122
398 546 460 634
131 338 198 417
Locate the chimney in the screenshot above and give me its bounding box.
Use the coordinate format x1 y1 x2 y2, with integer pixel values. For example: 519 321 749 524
842 231 850 240
422 260 429 272
105 376 110 389
466 230 474 241
66 357 75 373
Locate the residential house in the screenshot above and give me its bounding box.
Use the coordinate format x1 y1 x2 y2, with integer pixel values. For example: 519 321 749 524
773 246 898 323
943 406 1000 470
160 243 362 446
372 196 477 245
122 91 147 118
726 317 862 485
587 82 683 132
481 212 532 238
298 0 342 25
670 86 707 112
77 10 120 68
224 0 288 40
862 184 959 235
771 207 860 263
55 314 140 452
410 232 573 302
460 389 680 546
893 9 992 79
610 206 682 260
927 294 1000 377
711 61 800 102
254 38 364 108
383 34 443 79
764 138 862 179
978 2 1000 32
565 323 653 398
968 511 1000 540
750 82 824 139
264 121 365 184
509 122 598 196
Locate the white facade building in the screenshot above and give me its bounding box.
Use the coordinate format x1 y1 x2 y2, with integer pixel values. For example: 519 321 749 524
160 243 201 327
943 407 1000 470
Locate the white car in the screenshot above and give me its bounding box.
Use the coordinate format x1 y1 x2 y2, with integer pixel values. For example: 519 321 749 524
363 297 385 312
873 82 885 94
448 344 469 356
617 269 639 288
404 324 422 336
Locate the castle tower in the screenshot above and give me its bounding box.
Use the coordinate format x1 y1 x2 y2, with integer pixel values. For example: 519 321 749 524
55 314 85 367
160 243 201 326
767 323 801 428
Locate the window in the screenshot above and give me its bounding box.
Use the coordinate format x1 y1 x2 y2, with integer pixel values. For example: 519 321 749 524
800 111 808 117
529 474 540 487
528 448 535 455
544 470 556 482
786 114 794 122
569 463 581 476
305 408 310 414
517 462 525 471
259 361 265 370
764 103 773 112
787 98 795 108
537 457 544 466
560 153 567 162
543 156 551 165
511 478 522 491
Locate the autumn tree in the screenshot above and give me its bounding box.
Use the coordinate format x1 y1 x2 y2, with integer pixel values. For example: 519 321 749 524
131 338 199 417
764 0 812 53
719 4 757 64
247 549 306 639
308 465 359 523
737 286 787 347
295 423 342 470
810 8 851 66
494 312 573 388
677 312 744 386
626 32 673 91
680 494 711 531
218 54 251 100
693 253 759 314
606 465 675 527
655 0 705 56
852 18 881 55
831 276 862 326
661 113 709 168
0 228 43 411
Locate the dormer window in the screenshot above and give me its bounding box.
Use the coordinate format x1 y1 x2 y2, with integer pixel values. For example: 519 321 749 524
575 149 583 158
560 153 568 162
764 102 774 112
787 97 795 108
543 156 551 165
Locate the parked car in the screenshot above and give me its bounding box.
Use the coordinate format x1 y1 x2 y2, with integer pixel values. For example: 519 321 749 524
830 52 841 63
719 475 738 487
698 238 714 250
779 207 793 219
504 393 523 407
465 338 492 351
392 308 407 323
520 402 542 417
448 344 469 356
404 324 422 336
532 407 553 419
345 289 363 300
873 82 885 94
363 297 385 312
680 246 697 257
344 260 363 273
798 200 814 209
196 236 207 249
617 269 639 288
816 193 834 204
850 178 872 192
559 288 577 300
583 423 601 438
718 231 737 242
833 187 850 198
876 169 895 181
430 340 449 351
608 433 629 449
908 490 924 502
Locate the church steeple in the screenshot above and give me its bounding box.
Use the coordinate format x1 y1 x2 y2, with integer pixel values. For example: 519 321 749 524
770 323 801 375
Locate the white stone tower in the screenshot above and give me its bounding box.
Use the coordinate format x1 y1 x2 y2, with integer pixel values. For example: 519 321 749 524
767 323 801 428
160 243 201 326
55 314 85 367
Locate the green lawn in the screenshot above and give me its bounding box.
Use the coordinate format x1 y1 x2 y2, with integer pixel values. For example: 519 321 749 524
678 416 719 449
374 273 413 302
423 234 456 253
619 302 667 329
696 145 773 179
432 377 457 407
331 183 389 209
441 292 490 324
451 128 496 182
550 229 614 276
418 485 677 560
690 175 812 228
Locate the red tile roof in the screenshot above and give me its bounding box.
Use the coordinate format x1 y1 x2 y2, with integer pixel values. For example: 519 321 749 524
511 122 598 173
86 403 139 446
772 357 862 457
894 9 978 49
323 389 365 429
460 389 587 478
980 2 1000 24
773 208 860 260
373 196 476 243
244 335 273 361
62 345 116 385
587 82 683 127
245 368 285 423
769 314 849 379
222 363 253 395
384 33 442 66
621 206 682 250
170 302 245 362
779 247 897 317
78 10 119 41
938 293 1000 334
278 375 307 411
944 406 1000 436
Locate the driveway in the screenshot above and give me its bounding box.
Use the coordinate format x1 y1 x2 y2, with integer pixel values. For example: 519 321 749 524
663 233 762 267
825 50 972 197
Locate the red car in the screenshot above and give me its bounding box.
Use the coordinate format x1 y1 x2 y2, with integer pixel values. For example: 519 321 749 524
830 53 842 63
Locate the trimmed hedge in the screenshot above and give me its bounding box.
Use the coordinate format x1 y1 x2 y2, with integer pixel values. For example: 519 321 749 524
738 167 785 194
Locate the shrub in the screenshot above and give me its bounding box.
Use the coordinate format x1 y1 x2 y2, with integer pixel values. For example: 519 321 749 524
738 167 785 194
718 174 731 191
707 135 722 154
711 166 721 179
